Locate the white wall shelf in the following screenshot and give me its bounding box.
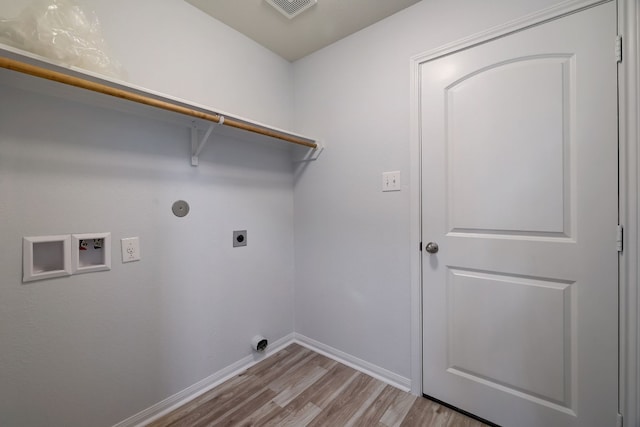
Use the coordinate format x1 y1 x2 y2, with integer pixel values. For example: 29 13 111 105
0 45 323 166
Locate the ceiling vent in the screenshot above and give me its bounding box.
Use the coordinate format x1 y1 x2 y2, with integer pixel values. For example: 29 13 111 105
265 0 317 19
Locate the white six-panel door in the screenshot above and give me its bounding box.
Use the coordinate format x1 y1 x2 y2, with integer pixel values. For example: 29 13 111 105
420 3 618 426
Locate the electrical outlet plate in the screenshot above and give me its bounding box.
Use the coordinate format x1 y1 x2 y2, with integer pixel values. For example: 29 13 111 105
233 230 247 247
382 171 401 192
121 237 141 263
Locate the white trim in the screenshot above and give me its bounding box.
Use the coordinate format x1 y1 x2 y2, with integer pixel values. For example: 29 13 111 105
293 333 411 392
619 0 639 425
410 0 608 66
112 333 295 427
409 0 621 402
409 43 423 396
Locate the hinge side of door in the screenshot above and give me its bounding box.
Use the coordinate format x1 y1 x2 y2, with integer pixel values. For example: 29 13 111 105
616 35 623 63
617 225 623 252
617 412 623 427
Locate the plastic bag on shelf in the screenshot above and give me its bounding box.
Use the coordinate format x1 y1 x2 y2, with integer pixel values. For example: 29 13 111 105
0 0 126 79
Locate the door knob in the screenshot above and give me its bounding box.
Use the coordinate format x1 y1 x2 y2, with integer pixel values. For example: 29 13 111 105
425 242 439 254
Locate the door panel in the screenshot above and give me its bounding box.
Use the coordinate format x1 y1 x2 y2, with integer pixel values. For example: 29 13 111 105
447 57 570 235
421 3 617 427
447 269 572 405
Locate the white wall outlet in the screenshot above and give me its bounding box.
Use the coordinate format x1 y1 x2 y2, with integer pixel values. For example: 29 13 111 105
121 237 141 263
382 171 401 192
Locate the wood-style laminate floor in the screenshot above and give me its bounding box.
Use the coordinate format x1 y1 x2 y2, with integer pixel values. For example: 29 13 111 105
147 343 488 427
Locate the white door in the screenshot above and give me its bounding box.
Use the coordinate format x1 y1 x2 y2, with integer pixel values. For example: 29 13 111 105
420 3 618 427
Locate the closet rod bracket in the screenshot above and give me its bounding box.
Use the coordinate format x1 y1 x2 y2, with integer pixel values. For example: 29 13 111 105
191 116 224 166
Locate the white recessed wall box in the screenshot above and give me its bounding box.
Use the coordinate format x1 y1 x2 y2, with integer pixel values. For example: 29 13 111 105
72 233 111 274
23 235 72 282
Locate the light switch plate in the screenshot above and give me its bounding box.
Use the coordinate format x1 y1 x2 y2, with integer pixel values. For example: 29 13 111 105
382 171 401 192
121 237 141 263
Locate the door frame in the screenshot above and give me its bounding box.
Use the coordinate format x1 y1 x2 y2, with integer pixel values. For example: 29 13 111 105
408 0 639 424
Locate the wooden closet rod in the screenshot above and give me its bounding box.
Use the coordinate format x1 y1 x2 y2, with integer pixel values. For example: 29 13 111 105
0 56 317 149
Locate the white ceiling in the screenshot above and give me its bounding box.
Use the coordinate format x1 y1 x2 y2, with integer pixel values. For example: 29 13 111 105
185 0 421 62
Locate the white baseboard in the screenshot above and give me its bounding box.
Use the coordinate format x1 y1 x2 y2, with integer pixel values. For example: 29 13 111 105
293 333 411 392
113 332 411 427
112 333 295 427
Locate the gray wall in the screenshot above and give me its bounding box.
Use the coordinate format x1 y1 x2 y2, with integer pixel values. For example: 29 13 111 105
0 1 296 426
0 0 581 425
292 0 568 384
